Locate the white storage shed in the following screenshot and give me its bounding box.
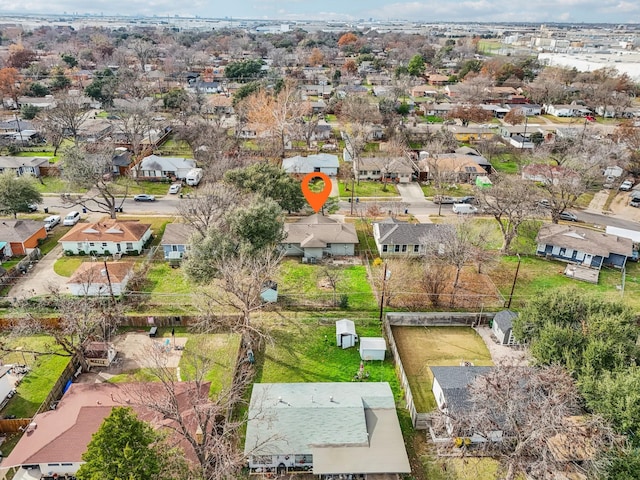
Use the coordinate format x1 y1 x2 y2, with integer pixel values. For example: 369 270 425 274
336 319 358 349
359 337 386 361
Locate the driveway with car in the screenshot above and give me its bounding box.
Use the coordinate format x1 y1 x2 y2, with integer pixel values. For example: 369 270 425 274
8 244 69 299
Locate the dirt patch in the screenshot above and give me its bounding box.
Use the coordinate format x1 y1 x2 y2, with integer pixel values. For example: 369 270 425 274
474 326 529 366
76 332 188 383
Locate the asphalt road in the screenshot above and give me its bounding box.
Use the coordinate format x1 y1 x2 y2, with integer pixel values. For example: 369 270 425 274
39 191 640 232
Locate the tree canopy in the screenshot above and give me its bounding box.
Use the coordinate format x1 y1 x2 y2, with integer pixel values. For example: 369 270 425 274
0 172 42 218
77 407 162 480
225 59 263 82
224 162 305 213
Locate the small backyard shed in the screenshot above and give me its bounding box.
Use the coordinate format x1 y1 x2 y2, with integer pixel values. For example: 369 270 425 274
359 337 386 361
336 319 358 349
491 310 519 346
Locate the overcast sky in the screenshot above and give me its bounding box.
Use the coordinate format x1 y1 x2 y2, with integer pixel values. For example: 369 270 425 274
0 0 639 24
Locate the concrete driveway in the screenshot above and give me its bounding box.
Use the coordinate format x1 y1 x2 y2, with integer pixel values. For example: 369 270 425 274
8 244 69 300
396 183 427 204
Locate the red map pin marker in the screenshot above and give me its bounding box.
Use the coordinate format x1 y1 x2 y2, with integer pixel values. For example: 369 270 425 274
301 172 332 213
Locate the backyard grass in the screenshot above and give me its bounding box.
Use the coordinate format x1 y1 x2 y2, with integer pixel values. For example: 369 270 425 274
0 335 71 418
490 153 521 174
276 259 377 311
338 181 399 198
391 327 493 412
489 255 640 310
141 262 193 300
155 137 193 157
256 320 399 393
178 334 241 397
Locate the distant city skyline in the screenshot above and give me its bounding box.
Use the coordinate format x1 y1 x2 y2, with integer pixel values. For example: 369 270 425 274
0 1 639 24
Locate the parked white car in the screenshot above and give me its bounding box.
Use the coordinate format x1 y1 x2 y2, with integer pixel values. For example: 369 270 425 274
620 180 634 191
44 215 61 231
63 211 81 226
168 183 182 194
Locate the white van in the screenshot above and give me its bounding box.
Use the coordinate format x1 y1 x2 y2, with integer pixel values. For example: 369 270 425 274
452 203 478 214
63 211 81 226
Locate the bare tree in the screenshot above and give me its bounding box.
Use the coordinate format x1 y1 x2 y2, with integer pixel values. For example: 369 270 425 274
124 340 256 480
454 73 494 104
44 92 91 145
111 97 158 160
420 260 451 307
422 221 478 307
177 183 245 237
476 173 538 254
192 247 284 341
527 164 590 223
321 265 343 306
447 365 616 480
128 38 157 72
5 294 123 371
61 144 126 219
241 80 309 158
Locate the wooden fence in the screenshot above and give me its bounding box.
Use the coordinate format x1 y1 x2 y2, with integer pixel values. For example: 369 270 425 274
384 312 497 429
35 354 82 416
0 418 31 434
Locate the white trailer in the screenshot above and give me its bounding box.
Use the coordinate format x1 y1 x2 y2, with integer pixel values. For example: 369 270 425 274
185 168 203 186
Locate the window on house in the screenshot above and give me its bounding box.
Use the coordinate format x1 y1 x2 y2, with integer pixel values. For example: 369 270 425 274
89 242 95 247
102 242 107 247
77 242 83 250
402 245 407 252
326 243 331 248
126 242 134 250
382 245 388 252
394 245 400 252
314 167 321 172
414 245 420 253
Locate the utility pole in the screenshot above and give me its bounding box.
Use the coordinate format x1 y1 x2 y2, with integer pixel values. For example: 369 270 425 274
506 254 521 308
378 262 390 322
350 175 355 215
102 260 116 304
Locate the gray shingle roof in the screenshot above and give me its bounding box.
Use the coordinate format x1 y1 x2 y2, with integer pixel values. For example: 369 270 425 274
0 219 44 242
284 215 358 247
245 382 396 454
537 223 633 258
493 310 517 332
431 366 493 413
374 220 437 245
282 154 339 173
160 223 195 246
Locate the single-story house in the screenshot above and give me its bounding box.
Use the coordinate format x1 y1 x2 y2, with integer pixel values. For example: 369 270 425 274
491 310 519 346
603 165 624 179
244 382 411 477
0 156 51 177
0 119 35 133
521 164 581 186
418 154 487 183
0 219 47 256
536 223 633 282
84 341 117 367
160 223 194 261
359 337 386 361
454 147 493 174
134 155 197 180
418 102 455 117
447 126 495 143
336 318 357 349
372 218 437 257
1 382 208 479
282 153 339 176
282 214 358 260
507 103 542 116
543 103 591 118
67 261 135 296
59 220 152 256
430 366 494 436
76 118 113 143
355 157 413 183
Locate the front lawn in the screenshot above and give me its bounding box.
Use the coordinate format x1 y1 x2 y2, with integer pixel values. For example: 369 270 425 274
391 326 493 412
53 256 87 276
276 259 377 311
491 153 521 174
0 335 71 418
35 177 75 194
421 183 474 198
338 181 399 198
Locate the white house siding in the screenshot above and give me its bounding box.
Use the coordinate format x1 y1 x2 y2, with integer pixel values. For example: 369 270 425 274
304 247 324 259
328 243 355 256
62 230 151 255
432 378 446 410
